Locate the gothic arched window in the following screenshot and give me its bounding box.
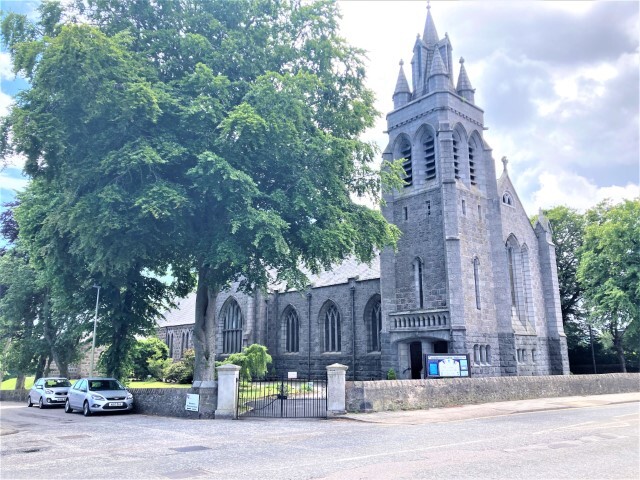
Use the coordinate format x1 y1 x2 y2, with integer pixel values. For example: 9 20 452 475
222 300 243 354
371 301 382 352
473 257 481 310
502 192 513 206
324 303 341 352
414 257 424 309
285 308 300 353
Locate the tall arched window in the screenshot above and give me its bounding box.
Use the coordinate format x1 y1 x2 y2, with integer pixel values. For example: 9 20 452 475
222 300 243 354
285 308 299 353
521 245 534 326
507 246 517 311
324 303 341 352
371 302 382 352
414 258 424 309
473 257 481 310
181 332 186 356
169 333 174 358
506 235 525 324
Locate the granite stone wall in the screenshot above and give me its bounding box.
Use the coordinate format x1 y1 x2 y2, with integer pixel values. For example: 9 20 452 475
345 373 640 412
1 387 217 419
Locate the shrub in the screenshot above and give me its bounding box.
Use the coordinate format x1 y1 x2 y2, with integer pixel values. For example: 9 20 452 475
386 368 397 380
165 349 194 384
130 337 169 380
216 344 272 381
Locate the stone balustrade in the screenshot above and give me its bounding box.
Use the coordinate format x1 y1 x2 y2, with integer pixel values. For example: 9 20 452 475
390 310 449 329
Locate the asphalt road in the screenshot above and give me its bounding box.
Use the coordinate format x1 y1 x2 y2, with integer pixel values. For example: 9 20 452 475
1 399 638 479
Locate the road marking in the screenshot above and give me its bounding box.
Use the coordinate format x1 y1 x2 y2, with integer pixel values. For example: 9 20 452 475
533 421 595 435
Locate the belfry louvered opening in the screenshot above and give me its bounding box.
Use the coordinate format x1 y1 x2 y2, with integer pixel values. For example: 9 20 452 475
424 135 436 180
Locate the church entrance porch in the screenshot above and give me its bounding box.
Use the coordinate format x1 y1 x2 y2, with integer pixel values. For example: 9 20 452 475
394 336 450 379
409 342 423 379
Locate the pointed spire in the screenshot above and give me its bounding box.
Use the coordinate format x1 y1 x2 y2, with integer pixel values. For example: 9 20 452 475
456 57 475 103
456 58 473 91
423 2 440 46
394 60 411 95
393 60 412 108
429 47 447 77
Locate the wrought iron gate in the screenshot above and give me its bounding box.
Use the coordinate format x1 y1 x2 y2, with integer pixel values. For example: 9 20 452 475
236 376 327 419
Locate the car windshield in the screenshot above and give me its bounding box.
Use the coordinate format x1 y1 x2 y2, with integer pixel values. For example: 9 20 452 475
45 379 71 388
88 380 125 391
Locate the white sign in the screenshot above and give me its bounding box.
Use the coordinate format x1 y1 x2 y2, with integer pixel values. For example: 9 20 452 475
287 371 298 379
185 394 200 412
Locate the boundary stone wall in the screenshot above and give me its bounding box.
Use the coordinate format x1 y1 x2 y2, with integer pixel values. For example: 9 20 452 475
1 387 217 419
346 373 640 412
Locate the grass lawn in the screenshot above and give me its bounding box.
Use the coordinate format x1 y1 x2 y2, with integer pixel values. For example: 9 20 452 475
1 376 190 390
1 377 35 390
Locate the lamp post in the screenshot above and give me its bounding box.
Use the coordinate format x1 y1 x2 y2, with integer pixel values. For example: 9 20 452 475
89 284 101 378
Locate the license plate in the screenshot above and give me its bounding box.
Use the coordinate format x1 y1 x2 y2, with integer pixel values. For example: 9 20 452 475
55 397 65 401
110 402 123 407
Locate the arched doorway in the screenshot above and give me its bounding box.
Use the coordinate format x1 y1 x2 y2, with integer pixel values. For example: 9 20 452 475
409 341 423 379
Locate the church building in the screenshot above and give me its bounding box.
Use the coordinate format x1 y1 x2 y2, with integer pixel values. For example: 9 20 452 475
158 6 570 380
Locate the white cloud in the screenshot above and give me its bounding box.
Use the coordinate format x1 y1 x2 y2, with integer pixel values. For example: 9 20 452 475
529 170 639 212
0 90 13 117
0 52 15 80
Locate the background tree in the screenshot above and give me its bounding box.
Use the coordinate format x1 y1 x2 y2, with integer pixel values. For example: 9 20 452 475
578 199 640 372
2 0 400 383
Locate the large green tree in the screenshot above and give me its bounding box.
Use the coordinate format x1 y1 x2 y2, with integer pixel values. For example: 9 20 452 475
2 0 400 382
577 199 640 372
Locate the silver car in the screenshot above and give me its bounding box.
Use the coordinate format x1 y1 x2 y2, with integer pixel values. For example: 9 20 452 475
27 377 71 408
65 377 134 416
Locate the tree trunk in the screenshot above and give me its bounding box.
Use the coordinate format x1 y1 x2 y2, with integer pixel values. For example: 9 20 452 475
193 266 219 384
15 372 25 390
44 356 52 377
34 354 46 380
613 334 627 373
42 289 68 377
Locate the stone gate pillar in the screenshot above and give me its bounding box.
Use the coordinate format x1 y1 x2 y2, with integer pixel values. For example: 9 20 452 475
326 363 348 416
215 364 240 419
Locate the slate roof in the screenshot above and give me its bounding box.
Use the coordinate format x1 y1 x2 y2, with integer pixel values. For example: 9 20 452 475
157 255 381 328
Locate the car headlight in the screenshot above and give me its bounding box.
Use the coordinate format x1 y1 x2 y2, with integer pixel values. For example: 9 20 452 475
45 389 54 394
126 393 133 400
91 394 106 401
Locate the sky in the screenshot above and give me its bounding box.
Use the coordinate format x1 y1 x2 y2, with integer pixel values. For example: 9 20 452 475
1 0 639 214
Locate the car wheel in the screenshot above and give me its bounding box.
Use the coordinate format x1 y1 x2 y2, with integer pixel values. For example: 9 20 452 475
83 401 91 417
38 397 44 409
64 399 73 414
27 396 33 407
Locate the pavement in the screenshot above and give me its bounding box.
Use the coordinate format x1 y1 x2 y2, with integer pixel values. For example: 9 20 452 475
338 392 640 425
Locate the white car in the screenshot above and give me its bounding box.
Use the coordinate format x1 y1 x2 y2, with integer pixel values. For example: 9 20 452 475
65 377 134 416
27 377 71 408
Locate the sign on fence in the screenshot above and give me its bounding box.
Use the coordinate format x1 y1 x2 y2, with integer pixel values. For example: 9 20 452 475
424 354 471 378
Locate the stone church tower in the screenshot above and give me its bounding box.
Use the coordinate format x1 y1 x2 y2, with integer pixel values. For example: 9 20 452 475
379 5 569 378
157 5 570 380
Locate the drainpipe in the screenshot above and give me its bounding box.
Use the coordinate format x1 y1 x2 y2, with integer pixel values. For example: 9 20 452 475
264 298 269 351
351 284 356 381
307 292 312 380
